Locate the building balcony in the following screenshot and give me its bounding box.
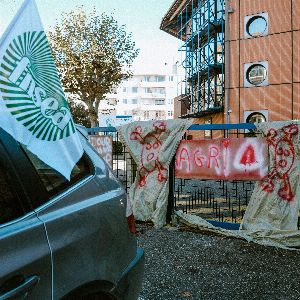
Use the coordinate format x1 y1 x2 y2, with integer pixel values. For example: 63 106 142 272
140 93 166 99
139 81 167 88
139 104 169 111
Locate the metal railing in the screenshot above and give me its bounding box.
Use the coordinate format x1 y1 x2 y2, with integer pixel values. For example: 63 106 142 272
88 123 267 229
168 122 258 229
88 123 300 230
87 126 137 192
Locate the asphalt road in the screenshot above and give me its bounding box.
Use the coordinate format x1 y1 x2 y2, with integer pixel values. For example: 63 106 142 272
137 224 300 300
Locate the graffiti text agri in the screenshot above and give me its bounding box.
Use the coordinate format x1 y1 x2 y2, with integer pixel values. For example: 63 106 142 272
175 138 268 180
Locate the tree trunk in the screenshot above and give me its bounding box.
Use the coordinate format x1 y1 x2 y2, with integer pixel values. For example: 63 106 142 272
89 115 98 128
86 99 98 128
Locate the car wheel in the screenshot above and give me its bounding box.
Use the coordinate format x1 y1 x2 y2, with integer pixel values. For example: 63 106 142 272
81 291 117 300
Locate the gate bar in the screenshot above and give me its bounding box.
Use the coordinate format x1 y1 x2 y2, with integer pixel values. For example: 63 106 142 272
87 123 256 135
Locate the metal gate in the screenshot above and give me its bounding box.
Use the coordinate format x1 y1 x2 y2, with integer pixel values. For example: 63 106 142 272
87 126 137 192
168 123 259 229
88 123 268 229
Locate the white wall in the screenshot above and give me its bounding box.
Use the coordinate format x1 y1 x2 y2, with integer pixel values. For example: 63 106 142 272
98 67 178 123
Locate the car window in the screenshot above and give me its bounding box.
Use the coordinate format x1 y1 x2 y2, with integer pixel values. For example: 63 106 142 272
22 147 94 198
0 163 25 224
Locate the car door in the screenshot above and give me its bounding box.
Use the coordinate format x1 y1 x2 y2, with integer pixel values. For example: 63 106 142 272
0 129 52 299
21 133 136 299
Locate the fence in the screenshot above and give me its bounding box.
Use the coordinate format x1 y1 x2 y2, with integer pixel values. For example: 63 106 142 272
87 127 137 192
88 123 300 230
168 123 261 229
88 123 270 229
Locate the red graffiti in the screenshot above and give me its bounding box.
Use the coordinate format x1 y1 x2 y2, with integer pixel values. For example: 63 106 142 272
261 124 298 202
177 147 191 172
240 145 257 166
176 145 220 170
208 146 220 168
194 149 206 167
130 121 168 187
175 138 268 180
222 139 230 148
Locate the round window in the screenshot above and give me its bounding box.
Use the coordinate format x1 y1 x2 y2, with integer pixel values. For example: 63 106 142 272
247 64 267 85
246 16 267 37
247 112 266 124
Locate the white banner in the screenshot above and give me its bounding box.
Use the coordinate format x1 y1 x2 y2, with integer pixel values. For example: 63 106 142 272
0 0 83 180
117 119 192 227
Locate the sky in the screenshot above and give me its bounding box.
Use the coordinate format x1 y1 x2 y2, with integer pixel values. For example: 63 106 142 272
0 0 181 74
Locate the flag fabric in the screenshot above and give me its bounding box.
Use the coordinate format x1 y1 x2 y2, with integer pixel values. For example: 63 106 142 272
0 0 83 180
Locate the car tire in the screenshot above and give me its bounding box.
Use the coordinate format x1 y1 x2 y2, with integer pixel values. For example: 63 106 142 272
81 291 117 300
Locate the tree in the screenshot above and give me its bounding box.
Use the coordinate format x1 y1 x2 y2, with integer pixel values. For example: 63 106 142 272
48 7 139 127
68 99 91 128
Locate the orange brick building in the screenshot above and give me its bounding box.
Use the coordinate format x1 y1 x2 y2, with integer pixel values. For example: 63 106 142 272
161 0 300 131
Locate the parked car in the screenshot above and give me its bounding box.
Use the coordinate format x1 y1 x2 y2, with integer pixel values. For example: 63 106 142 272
0 126 144 299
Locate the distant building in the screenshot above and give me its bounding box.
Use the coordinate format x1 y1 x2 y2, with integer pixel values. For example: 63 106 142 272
98 69 178 123
160 0 300 129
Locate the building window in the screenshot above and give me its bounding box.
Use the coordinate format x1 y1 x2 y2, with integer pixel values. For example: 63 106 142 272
169 76 174 82
247 64 267 85
155 99 165 105
145 87 152 93
167 111 173 117
132 98 138 104
245 13 268 38
167 99 174 105
144 111 150 119
204 118 212 139
144 76 151 82
132 87 138 93
247 16 267 37
123 87 127 92
246 112 266 123
156 76 165 82
123 99 127 104
155 111 165 118
244 61 268 87
157 87 166 94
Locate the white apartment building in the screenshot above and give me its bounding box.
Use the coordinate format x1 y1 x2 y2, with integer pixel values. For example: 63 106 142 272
98 71 177 123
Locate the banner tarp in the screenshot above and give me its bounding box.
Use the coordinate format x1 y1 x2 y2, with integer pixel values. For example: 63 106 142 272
117 119 192 227
175 121 300 250
241 121 300 232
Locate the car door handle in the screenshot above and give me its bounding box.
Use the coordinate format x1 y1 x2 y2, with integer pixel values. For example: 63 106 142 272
0 275 40 299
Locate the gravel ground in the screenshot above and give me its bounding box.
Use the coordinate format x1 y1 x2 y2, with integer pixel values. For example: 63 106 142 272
137 224 300 300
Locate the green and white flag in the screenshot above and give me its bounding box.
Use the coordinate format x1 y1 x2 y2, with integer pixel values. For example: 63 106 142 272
0 0 83 180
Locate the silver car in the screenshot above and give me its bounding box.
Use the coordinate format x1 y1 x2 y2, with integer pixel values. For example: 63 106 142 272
0 126 144 299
